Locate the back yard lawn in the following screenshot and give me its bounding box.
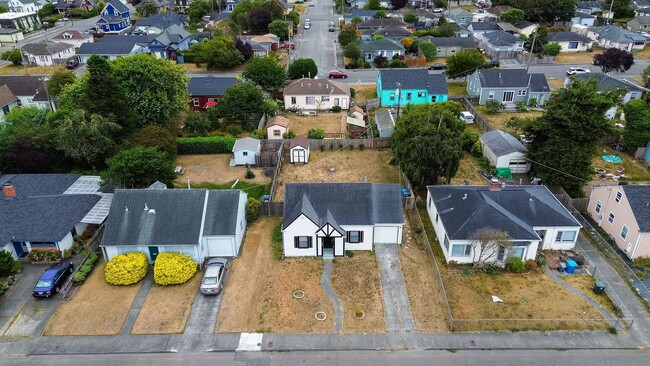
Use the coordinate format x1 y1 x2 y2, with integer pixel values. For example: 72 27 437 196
288 113 346 137
175 154 273 187
43 260 142 336
352 84 377 104
474 106 543 133
450 152 486 186
592 148 650 182
447 82 468 97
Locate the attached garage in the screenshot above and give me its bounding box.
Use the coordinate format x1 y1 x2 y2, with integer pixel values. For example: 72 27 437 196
204 237 236 257
373 225 403 244
290 136 310 164
479 129 530 173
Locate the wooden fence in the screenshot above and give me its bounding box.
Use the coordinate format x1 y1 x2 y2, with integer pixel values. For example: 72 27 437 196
516 53 555 64
260 201 284 216
549 186 589 213
262 138 392 151
450 96 492 133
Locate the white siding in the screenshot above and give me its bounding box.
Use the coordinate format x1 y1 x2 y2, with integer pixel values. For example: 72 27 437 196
233 148 258 165
373 225 403 244
283 214 319 257
58 232 75 251
540 227 579 251
341 225 374 251
2 241 18 260
74 223 89 236
290 146 309 163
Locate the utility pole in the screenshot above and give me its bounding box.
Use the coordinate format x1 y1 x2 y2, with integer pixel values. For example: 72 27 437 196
606 0 615 25
526 29 537 73
395 82 402 120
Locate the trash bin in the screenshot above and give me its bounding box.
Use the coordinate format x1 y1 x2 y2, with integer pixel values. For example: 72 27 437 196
593 281 607 295
559 262 566 273
566 259 578 274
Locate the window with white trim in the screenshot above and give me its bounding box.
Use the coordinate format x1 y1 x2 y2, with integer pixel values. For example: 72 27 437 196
608 212 615 224
347 231 363 243
417 92 425 97
273 129 281 136
595 200 602 214
488 91 495 99
621 225 629 239
306 97 315 105
517 89 527 96
615 191 622 203
444 235 449 249
242 151 248 156
555 231 577 242
389 93 395 101
451 244 471 257
192 98 199 106
321 96 330 102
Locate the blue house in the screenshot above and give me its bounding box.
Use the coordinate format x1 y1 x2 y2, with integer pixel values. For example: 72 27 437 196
96 0 132 34
377 69 448 107
148 24 191 60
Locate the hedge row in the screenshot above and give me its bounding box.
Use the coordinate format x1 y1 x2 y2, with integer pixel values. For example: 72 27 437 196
72 252 99 284
176 136 237 154
105 252 149 286
153 252 197 285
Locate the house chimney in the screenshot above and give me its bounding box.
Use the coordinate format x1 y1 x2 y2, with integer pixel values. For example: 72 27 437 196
488 178 501 192
3 183 16 197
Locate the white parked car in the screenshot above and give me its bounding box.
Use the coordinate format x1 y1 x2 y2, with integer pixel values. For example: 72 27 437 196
566 67 591 75
433 8 445 13
460 111 474 123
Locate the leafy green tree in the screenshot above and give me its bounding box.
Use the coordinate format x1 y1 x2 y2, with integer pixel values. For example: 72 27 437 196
55 110 122 170
544 42 562 56
622 99 650 150
190 35 244 69
365 0 380 10
1 49 23 66
392 102 466 186
515 79 624 196
183 110 212 135
216 82 268 124
288 58 318 79
38 3 56 17
111 54 189 128
0 5 8 13
445 49 486 80
403 13 418 24
188 0 211 24
492 0 576 22
390 0 408 9
268 19 289 40
343 43 361 60
286 11 300 29
351 16 363 25
419 41 437 60
499 8 525 23
643 65 650 99
242 56 288 91
128 125 177 158
338 27 358 46
604 0 634 18
47 70 76 96
373 10 387 18
0 107 54 172
593 48 635 74
103 146 177 188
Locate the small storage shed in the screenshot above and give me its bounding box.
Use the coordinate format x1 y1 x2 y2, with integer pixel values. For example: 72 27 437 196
346 111 366 139
232 137 261 166
290 136 310 164
267 116 289 140
375 109 396 138
479 130 530 173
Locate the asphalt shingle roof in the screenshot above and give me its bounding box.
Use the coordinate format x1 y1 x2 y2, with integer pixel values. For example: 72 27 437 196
419 36 475 48
76 41 139 55
0 174 80 198
480 130 527 157
359 38 405 52
232 137 260 152
631 16 650 24
136 13 186 28
22 42 74 55
470 22 500 31
0 84 16 107
282 183 404 229
571 73 644 92
482 30 523 46
187 76 237 96
375 109 395 132
284 79 350 97
477 69 549 92
202 190 240 236
0 75 48 101
379 69 448 96
623 185 650 232
548 31 592 42
588 25 647 43
357 17 407 28
105 0 130 13
372 26 412 37
428 185 581 241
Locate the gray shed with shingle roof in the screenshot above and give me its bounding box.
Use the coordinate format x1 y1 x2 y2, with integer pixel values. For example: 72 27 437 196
479 130 530 172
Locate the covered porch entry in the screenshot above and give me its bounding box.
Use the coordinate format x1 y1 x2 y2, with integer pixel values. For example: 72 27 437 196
315 212 345 259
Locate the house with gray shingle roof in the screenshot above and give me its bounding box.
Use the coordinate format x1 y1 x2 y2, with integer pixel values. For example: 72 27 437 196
374 109 397 138
282 183 404 258
576 0 605 15
232 137 261 166
100 187 247 263
370 26 413 42
586 25 647 51
75 39 146 63
377 69 448 107
564 73 645 118
356 17 407 30
477 30 525 57
547 32 594 52
0 85 18 121
419 36 476 57
628 16 650 32
467 69 551 106
427 184 581 264
284 78 351 111
134 13 188 34
21 42 75 66
148 23 191 60
513 21 537 37
51 30 94 49
448 8 474 25
479 130 530 173
588 185 650 260
468 21 500 38
359 38 405 61
571 12 597 27
343 8 378 24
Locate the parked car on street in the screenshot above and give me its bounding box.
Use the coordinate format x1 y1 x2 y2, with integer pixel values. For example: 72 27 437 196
32 261 74 298
281 42 295 50
304 19 311 29
200 258 228 295
566 67 590 75
428 63 447 70
328 69 348 79
65 59 79 69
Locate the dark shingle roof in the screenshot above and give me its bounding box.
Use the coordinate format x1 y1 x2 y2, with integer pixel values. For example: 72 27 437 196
202 190 240 236
357 18 407 28
187 76 237 96
427 185 581 241
0 85 16 108
375 109 396 132
76 41 139 55
480 130 527 156
359 38 405 52
21 42 74 55
282 183 404 229
548 31 592 42
419 36 475 48
470 22 500 31
379 69 448 96
105 0 130 13
0 174 80 198
284 79 350 97
477 69 549 92
483 31 523 46
571 73 644 92
348 9 378 17
622 185 650 232
372 26 412 37
515 20 535 29
136 13 186 28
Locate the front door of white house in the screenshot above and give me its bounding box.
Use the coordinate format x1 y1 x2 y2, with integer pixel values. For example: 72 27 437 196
503 91 514 102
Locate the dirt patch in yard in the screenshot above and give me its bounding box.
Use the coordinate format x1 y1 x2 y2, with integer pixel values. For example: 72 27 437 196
562 274 619 316
474 106 543 133
554 51 599 64
43 260 142 336
635 48 650 60
273 149 399 201
450 152 487 185
175 154 273 186
592 148 650 183
547 78 565 91
215 218 334 333
331 252 386 333
288 113 345 137
130 273 201 334
351 84 377 104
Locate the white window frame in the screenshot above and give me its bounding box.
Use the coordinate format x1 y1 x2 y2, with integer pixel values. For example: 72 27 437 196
621 225 628 240
555 231 577 242
517 89 527 96
305 96 315 105
321 95 330 102
193 98 199 107
615 191 622 203
451 244 471 257
595 200 602 214
608 212 615 224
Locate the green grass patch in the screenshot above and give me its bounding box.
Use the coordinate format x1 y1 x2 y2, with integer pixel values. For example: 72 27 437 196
271 221 283 260
183 181 270 200
447 82 468 97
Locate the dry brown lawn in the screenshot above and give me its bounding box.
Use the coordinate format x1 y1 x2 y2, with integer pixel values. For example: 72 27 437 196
273 149 399 200
43 260 142 336
475 106 543 132
216 218 334 333
289 113 345 137
130 273 201 334
592 148 650 182
351 84 377 104
554 51 598 64
400 214 448 332
175 154 273 186
331 252 386 333
547 78 565 90
450 152 486 185
634 47 650 60
179 63 207 72
0 64 65 76
562 275 619 316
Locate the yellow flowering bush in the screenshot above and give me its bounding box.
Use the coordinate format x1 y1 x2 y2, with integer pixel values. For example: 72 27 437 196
104 252 149 285
153 252 197 285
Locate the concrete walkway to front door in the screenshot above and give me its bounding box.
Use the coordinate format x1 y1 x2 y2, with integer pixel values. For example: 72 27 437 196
375 244 414 333
119 270 154 335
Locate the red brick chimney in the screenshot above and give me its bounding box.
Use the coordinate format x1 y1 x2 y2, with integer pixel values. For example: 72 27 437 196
3 183 16 197
488 178 502 192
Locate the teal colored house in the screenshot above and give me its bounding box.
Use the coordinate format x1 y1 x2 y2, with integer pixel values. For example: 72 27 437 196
377 69 448 107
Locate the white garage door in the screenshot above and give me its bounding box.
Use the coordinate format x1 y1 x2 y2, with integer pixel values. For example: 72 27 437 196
508 160 528 173
205 237 234 257
373 226 401 244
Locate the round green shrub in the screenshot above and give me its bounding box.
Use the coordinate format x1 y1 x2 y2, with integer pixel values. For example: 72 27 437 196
72 271 87 284
153 252 197 285
505 256 526 273
105 252 149 286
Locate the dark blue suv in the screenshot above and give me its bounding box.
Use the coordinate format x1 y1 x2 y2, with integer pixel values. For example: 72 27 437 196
32 261 74 298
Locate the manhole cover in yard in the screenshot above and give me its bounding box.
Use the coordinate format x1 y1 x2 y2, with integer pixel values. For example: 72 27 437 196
264 169 274 177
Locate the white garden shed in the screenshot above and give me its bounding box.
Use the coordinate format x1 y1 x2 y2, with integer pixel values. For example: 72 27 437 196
290 136 310 164
232 137 261 166
479 130 530 173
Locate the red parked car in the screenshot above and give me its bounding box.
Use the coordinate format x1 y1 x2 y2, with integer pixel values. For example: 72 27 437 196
65 59 79 69
328 70 348 79
281 42 295 50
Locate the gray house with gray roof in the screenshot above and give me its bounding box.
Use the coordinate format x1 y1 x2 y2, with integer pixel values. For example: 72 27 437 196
359 38 405 61
427 184 581 264
586 25 647 51
75 39 146 63
467 69 551 106
419 36 476 57
282 183 404 258
477 30 525 58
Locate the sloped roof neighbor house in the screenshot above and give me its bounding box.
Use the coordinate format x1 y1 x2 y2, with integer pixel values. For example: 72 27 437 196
565 73 645 118
426 184 582 264
187 76 237 111
628 16 650 32
267 115 289 140
377 69 448 107
21 42 75 67
586 25 647 51
284 78 351 111
359 38 405 61
467 69 551 106
100 188 247 263
419 36 476 57
51 30 93 49
232 137 261 166
76 40 145 63
356 17 407 30
478 31 525 56
289 136 309 164
282 183 404 258
375 109 397 138
479 130 530 173
547 32 593 52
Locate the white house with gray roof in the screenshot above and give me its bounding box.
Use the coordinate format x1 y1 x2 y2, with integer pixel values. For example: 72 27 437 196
100 187 247 263
547 32 593 52
359 38 405 61
477 30 525 57
75 39 146 63
480 130 530 173
586 25 647 51
21 41 75 66
283 78 350 111
467 69 551 106
564 73 645 118
427 184 582 264
282 183 404 258
232 137 261 166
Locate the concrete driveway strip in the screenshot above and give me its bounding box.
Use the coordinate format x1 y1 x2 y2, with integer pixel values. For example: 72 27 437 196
119 270 154 335
184 287 223 334
375 244 414 333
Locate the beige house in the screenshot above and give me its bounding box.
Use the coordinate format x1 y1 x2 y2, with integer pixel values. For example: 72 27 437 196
51 30 94 49
266 116 289 140
284 78 350 111
588 185 650 260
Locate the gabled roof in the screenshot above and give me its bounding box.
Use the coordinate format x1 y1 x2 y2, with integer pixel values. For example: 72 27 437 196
0 75 48 101
485 5 512 15
372 26 412 37
284 78 350 97
21 42 74 55
282 183 404 230
348 9 379 17
0 174 81 197
153 24 190 46
548 31 592 43
482 30 523 46
622 185 650 232
449 8 473 17
290 136 309 149
202 190 241 236
101 34 157 45
427 185 581 241
588 25 647 43
232 137 260 152
573 13 597 19
379 69 448 96
480 130 527 157
419 36 475 48
135 13 187 28
359 38 405 52
357 17 407 28
515 20 535 30
52 30 92 40
76 40 139 55
631 16 650 24
105 0 129 13
268 115 289 128
570 73 644 92
577 0 604 9
0 84 17 108
475 69 549 91
375 109 396 131
469 21 500 31
496 22 518 33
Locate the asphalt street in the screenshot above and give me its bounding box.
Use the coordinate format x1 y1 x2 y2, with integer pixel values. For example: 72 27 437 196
294 0 341 78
